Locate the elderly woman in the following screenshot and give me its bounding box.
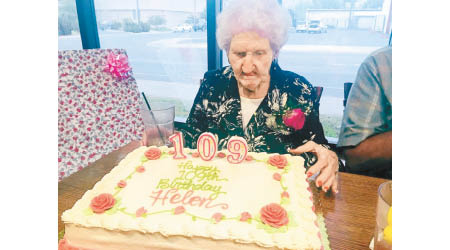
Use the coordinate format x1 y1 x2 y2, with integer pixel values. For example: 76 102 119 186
181 0 339 193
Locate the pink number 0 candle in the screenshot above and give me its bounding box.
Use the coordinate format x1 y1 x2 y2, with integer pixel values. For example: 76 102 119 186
197 132 217 161
226 136 248 164
168 132 187 159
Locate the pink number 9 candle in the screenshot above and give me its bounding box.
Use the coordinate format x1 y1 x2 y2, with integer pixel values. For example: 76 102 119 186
226 136 248 164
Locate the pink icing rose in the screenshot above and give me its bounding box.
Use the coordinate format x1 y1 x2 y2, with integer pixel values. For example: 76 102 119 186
245 155 253 161
260 203 289 228
136 166 145 173
174 206 185 215
90 193 115 214
117 180 127 188
191 152 200 158
212 213 223 223
281 191 290 198
145 148 162 160
273 173 282 181
268 155 288 169
136 207 147 217
217 152 226 158
240 212 252 222
283 108 306 131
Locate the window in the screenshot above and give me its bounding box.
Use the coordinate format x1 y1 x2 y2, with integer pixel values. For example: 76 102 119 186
58 0 82 50
94 0 208 122
279 0 391 140
62 0 391 141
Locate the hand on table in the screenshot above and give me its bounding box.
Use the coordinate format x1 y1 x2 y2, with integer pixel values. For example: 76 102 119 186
289 141 339 194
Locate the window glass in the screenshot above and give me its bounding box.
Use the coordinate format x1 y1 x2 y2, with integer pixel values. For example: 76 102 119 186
94 0 207 122
58 0 82 50
223 0 391 140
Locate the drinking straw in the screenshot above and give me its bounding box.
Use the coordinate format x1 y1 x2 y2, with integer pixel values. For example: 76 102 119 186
141 92 165 145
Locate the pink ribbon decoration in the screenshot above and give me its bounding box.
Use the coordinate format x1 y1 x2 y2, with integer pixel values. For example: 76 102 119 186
282 108 306 131
104 52 132 80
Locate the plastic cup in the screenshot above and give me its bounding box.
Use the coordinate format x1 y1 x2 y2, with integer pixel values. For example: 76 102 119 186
140 102 175 146
374 181 392 250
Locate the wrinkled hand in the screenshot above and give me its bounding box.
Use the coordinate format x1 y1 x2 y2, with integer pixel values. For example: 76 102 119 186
289 141 339 194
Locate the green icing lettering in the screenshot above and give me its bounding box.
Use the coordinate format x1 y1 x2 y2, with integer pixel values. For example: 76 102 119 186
156 161 228 199
156 178 170 189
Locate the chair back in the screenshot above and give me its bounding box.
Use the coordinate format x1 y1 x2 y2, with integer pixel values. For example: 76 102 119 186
343 82 353 107
314 86 323 104
313 86 323 113
58 49 144 181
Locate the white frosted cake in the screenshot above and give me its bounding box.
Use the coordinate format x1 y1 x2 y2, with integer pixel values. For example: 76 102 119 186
60 146 325 250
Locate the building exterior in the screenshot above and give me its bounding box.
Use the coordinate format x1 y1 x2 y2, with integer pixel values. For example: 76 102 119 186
285 0 391 33
94 0 206 28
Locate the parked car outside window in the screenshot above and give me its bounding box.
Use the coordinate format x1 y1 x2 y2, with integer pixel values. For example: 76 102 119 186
296 21 307 33
173 24 193 32
308 24 321 33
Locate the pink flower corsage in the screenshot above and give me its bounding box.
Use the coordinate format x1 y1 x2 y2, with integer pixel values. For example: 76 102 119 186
104 52 131 80
283 108 306 131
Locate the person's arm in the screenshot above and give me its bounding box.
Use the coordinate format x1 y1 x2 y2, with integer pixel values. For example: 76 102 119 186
337 48 392 174
342 130 391 170
289 78 339 194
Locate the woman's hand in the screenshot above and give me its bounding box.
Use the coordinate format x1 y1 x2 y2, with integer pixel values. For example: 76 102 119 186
289 141 339 194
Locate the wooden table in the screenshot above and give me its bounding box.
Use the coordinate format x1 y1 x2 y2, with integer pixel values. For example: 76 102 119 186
58 141 388 250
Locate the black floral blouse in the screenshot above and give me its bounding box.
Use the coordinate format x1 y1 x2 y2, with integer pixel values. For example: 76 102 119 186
179 62 330 167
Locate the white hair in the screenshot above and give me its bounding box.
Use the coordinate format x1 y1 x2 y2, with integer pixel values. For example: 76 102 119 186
216 0 291 58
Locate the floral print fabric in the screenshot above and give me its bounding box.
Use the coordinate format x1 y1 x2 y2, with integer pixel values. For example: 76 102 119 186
58 49 144 181
180 62 330 167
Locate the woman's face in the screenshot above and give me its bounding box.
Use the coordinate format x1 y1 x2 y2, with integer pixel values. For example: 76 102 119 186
228 32 274 98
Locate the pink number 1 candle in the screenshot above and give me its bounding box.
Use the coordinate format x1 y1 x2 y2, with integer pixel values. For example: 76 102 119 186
168 132 187 159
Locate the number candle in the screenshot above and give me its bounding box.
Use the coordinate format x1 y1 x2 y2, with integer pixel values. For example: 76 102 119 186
168 132 187 159
226 136 248 164
197 132 217 161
